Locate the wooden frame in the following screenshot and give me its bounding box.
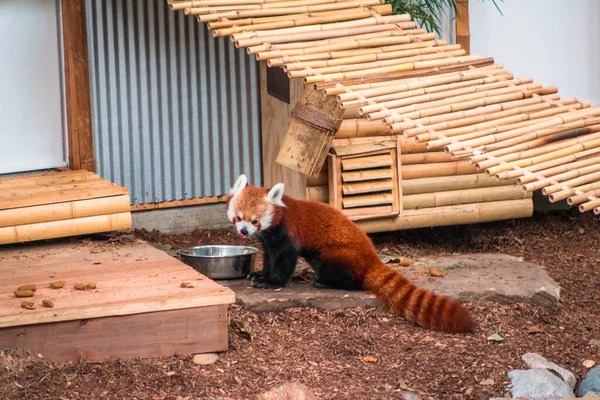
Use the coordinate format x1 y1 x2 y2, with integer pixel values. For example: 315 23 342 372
456 0 470 55
61 0 95 172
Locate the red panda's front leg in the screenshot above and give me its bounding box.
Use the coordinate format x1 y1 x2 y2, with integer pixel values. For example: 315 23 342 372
252 226 299 289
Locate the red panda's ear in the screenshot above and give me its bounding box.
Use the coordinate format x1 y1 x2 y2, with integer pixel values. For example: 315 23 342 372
266 183 286 207
230 174 248 195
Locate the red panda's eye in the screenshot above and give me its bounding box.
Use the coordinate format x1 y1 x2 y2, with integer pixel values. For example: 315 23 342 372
252 220 258 225
236 216 242 222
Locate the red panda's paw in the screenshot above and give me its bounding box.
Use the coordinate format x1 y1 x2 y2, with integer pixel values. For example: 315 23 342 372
251 280 285 289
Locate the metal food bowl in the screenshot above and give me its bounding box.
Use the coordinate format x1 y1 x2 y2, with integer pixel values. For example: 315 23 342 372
178 245 257 280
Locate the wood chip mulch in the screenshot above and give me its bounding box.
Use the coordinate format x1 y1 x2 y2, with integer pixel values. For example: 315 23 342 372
1 209 599 400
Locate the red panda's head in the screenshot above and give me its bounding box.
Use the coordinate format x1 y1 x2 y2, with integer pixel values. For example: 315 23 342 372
226 174 286 238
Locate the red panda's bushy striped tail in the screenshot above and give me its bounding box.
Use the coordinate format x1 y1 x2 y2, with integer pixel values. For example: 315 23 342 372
362 262 474 334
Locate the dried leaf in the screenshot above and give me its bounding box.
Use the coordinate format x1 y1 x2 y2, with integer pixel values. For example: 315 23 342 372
487 333 505 342
362 355 378 363
526 325 544 334
230 320 253 342
429 267 444 277
421 336 434 343
479 378 494 386
583 359 596 368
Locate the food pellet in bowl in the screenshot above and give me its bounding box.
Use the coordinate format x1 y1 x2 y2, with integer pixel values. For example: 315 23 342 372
85 283 96 290
180 281 195 288
74 283 86 290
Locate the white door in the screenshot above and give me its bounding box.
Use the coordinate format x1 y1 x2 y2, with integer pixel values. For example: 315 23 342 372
0 0 67 174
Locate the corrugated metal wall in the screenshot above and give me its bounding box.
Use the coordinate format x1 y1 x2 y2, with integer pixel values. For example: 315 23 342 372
84 0 262 205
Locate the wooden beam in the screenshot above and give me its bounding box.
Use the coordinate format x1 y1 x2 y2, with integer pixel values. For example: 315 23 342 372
0 305 228 362
456 0 470 55
61 0 95 172
130 195 227 211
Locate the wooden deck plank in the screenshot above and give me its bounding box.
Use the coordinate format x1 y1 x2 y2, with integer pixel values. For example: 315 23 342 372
0 186 129 210
0 241 235 329
0 170 95 188
0 304 228 362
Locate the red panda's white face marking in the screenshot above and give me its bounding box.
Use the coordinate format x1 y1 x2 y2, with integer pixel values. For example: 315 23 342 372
227 175 285 237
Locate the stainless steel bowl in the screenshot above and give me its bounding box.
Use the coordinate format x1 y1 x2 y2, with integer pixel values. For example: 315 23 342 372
178 245 257 280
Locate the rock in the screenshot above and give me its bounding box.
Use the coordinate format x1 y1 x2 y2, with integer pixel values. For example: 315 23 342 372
578 366 600 397
192 353 219 365
256 382 316 400
508 369 574 398
522 352 577 389
400 392 421 400
401 253 561 311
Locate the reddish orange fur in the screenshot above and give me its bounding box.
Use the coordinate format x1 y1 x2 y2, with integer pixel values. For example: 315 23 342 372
230 185 475 334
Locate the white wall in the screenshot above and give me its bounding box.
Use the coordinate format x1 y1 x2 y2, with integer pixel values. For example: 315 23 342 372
469 0 600 106
0 0 67 174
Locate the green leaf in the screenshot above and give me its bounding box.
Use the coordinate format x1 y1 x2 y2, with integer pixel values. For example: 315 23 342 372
487 332 505 342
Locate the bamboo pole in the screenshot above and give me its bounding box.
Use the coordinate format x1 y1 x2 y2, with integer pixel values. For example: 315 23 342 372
402 173 516 195
412 98 582 143
401 161 477 179
390 93 560 133
521 160 600 193
212 4 392 36
317 58 496 92
371 82 542 122
474 124 600 171
400 152 454 164
236 23 408 48
342 73 513 109
568 189 600 206
403 185 530 209
444 106 600 154
230 14 411 41
266 33 433 65
363 78 534 117
495 145 600 181
579 198 600 212
290 49 467 79
542 170 600 196
284 44 461 72
250 29 412 55
548 181 600 203
305 55 483 84
486 137 600 177
186 0 344 14
197 0 384 22
355 199 533 233
0 195 131 228
0 212 132 245
327 63 504 96
386 88 558 127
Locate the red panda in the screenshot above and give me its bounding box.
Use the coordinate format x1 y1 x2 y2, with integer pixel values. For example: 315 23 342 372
226 174 475 334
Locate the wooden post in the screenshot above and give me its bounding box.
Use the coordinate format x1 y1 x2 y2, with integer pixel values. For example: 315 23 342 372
61 0 95 172
260 62 307 199
456 0 470 55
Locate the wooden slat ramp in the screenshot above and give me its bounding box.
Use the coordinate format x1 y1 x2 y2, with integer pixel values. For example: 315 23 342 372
167 0 600 231
0 239 235 362
0 169 132 245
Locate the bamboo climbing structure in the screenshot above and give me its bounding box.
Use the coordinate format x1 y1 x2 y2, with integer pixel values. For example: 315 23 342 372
168 0 600 232
0 170 132 244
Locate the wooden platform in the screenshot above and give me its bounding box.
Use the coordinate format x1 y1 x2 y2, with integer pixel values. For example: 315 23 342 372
0 239 235 362
0 169 132 245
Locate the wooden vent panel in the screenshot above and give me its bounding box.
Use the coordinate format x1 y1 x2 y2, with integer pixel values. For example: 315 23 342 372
328 140 402 221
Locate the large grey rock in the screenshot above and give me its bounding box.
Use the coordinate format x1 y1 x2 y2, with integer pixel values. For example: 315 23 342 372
578 366 600 397
405 254 561 311
508 369 574 398
221 253 561 313
522 352 576 389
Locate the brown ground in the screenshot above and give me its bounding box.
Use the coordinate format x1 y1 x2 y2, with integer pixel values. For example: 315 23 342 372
1 210 599 400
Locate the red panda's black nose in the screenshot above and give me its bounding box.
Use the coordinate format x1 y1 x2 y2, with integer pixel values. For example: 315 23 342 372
240 227 249 236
